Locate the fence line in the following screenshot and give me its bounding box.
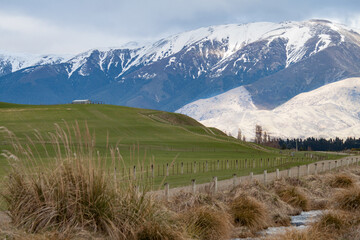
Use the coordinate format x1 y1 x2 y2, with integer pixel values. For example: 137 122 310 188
161 156 359 199
120 154 328 180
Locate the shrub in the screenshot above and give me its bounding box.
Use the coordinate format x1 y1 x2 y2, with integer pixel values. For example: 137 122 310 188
276 186 309 211
333 187 360 211
182 206 232 240
230 195 268 230
329 174 354 188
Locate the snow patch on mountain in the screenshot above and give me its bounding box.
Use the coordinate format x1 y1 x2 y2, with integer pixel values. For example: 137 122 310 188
177 78 360 140
0 51 68 73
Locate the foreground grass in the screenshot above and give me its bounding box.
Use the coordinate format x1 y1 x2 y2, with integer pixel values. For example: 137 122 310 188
0 122 359 239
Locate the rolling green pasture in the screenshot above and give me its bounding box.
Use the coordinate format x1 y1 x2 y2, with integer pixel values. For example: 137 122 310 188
0 102 343 188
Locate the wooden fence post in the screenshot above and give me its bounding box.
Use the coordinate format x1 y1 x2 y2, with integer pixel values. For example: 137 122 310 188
314 163 318 175
164 183 169 201
250 172 253 181
306 164 310 175
191 179 196 194
213 177 218 193
166 163 169 176
181 162 184 174
322 162 325 172
151 164 154 178
133 165 136 179
297 165 301 178
287 168 291 177
233 174 237 188
264 170 267 184
276 169 280 179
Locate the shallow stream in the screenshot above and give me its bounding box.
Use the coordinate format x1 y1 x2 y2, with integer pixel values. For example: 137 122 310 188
234 210 324 240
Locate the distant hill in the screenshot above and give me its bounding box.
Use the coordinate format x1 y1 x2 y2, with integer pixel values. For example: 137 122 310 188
177 78 360 140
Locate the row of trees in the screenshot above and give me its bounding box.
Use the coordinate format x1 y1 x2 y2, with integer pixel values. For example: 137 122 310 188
235 125 360 151
278 137 360 151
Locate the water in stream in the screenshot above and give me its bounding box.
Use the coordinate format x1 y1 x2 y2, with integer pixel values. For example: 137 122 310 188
234 210 324 239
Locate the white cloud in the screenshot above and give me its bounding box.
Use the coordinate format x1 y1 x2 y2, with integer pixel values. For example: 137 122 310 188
0 11 132 54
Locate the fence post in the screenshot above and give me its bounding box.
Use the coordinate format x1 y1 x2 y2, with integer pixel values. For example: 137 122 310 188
166 163 169 176
181 162 184 174
226 160 229 169
306 164 310 175
314 163 318 175
133 165 136 179
236 160 238 169
217 160 220 170
213 177 218 193
335 160 338 170
276 169 280 179
250 172 253 182
206 161 208 172
194 162 197 173
328 162 331 171
322 162 325 172
297 165 301 178
164 183 169 201
340 160 343 167
245 159 248 168
233 174 237 188
253 159 256 168
264 170 267 184
151 164 154 178
191 179 196 194
287 168 291 177
260 158 263 167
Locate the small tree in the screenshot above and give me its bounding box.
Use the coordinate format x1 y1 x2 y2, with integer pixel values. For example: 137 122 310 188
263 131 268 143
255 125 262 144
237 129 242 140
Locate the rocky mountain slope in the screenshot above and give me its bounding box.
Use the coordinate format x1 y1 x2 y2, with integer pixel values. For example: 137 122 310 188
1 19 360 111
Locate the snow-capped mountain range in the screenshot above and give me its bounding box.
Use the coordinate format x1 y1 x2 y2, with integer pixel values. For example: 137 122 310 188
177 77 360 140
1 19 360 138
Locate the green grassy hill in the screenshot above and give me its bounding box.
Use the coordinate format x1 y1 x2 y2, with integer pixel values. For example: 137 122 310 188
0 102 332 187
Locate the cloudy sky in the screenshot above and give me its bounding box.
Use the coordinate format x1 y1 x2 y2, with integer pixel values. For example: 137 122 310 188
1 0 360 55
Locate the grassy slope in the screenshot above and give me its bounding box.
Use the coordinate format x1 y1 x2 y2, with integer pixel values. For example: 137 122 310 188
0 102 339 187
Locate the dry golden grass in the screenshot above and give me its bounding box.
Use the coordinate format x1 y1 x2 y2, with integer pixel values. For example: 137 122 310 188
230 194 269 230
329 173 354 188
276 186 309 211
332 187 360 211
269 228 323 240
181 206 232 240
0 124 184 240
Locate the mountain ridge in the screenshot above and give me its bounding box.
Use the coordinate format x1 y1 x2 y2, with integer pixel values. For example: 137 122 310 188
1 19 360 112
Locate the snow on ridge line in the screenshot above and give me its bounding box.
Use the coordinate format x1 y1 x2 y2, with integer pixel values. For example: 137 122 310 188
177 78 360 140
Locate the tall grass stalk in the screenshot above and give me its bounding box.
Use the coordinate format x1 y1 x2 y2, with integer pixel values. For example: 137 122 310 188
0 123 184 239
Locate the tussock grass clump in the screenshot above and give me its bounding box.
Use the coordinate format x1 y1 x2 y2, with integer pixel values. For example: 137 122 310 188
313 211 350 233
329 174 354 188
182 206 232 240
0 124 184 239
333 187 360 211
230 195 268 230
276 186 309 211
